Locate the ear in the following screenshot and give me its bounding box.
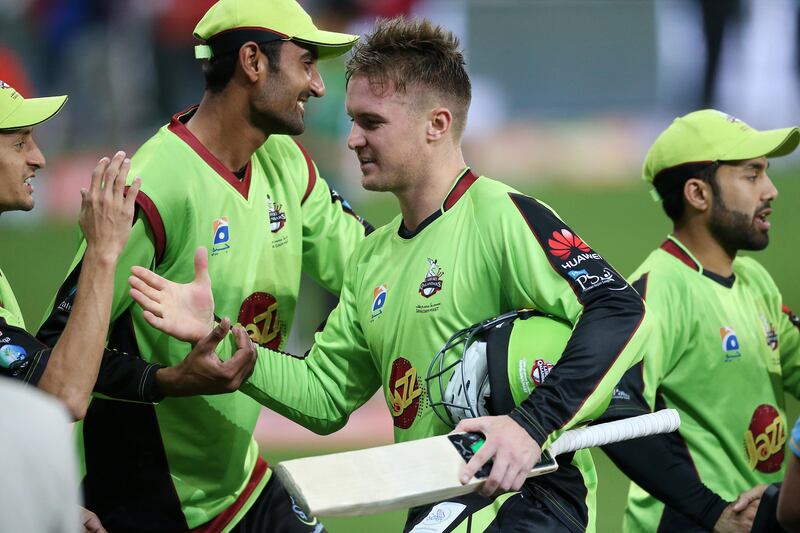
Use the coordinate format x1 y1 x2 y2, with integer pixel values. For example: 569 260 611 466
426 107 453 141
683 178 712 213
238 42 263 83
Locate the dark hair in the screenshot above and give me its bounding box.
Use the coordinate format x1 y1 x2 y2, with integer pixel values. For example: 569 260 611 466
657 162 720 222
346 16 472 138
202 41 283 93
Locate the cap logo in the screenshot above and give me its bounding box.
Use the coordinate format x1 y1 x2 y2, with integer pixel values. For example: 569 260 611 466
724 113 740 123
0 81 10 90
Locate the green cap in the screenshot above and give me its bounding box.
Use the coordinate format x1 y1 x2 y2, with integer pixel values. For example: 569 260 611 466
0 81 67 130
194 0 358 61
643 109 800 191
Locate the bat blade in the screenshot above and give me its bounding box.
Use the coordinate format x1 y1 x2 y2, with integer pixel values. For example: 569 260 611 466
274 435 557 517
274 409 680 517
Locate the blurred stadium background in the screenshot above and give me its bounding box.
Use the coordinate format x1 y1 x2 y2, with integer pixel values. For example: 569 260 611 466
2 0 799 531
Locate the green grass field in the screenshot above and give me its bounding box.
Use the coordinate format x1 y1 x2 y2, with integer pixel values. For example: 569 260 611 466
2 177 798 532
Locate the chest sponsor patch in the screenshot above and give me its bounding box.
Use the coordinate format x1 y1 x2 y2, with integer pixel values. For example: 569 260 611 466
371 284 388 321
744 404 786 473
387 357 423 429
212 217 231 255
720 326 742 362
238 292 282 349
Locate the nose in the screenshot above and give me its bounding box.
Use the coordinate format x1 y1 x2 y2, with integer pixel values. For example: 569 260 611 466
309 65 325 98
763 173 778 201
27 137 46 170
347 123 365 151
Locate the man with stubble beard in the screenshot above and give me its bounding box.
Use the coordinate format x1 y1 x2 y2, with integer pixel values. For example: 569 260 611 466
597 110 800 533
36 0 372 531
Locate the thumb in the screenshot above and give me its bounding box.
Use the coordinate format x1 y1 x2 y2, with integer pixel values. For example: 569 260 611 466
197 317 231 350
194 247 210 285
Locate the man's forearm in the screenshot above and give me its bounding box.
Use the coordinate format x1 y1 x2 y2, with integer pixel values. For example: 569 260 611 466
37 246 118 419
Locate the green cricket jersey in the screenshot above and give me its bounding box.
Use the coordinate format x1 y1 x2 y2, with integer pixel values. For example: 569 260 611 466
0 268 24 328
609 236 800 532
37 107 371 532
229 169 653 531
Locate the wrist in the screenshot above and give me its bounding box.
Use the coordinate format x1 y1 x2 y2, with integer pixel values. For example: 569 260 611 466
154 365 185 397
84 244 121 267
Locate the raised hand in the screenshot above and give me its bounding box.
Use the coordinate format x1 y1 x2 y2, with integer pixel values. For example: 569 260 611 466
129 247 215 345
79 151 141 262
454 414 541 497
155 318 257 396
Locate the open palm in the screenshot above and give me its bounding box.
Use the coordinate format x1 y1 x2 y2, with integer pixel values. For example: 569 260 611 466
129 247 215 344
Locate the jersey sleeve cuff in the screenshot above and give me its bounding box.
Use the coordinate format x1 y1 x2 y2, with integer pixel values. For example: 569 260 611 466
509 407 549 447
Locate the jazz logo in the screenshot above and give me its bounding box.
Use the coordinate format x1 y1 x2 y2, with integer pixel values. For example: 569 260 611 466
212 217 230 255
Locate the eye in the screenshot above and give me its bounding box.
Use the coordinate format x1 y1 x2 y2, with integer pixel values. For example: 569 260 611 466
14 140 25 150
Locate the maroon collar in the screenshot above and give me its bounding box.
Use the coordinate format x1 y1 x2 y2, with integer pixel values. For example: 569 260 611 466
443 169 478 211
659 238 700 271
168 106 253 200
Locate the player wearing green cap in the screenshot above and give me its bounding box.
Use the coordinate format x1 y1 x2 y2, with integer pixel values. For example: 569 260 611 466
36 0 369 531
597 110 800 532
129 17 653 533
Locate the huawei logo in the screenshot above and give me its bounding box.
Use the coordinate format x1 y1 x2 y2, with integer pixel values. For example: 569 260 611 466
548 229 589 259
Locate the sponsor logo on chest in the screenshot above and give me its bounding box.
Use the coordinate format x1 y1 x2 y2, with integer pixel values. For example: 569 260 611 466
387 357 424 429
720 326 742 362
371 284 388 321
211 217 231 256
759 314 778 351
267 194 286 233
744 404 785 473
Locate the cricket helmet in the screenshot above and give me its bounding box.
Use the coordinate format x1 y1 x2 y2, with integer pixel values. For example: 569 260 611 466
426 310 578 428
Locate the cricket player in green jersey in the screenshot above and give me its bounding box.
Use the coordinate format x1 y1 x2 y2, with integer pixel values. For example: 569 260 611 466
597 110 800 533
36 0 371 531
131 17 655 533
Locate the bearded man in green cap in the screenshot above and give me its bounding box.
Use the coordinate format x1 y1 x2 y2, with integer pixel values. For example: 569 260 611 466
597 110 800 533
36 0 371 531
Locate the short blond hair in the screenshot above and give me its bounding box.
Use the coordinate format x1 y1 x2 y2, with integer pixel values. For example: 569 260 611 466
347 17 472 138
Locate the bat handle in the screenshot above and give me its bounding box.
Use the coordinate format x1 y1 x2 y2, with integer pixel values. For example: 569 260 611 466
548 409 681 457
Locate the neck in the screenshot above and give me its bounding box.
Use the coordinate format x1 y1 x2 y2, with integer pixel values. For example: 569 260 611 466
186 91 267 172
673 223 736 277
396 148 467 232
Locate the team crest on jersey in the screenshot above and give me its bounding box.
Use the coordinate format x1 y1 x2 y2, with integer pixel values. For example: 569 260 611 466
530 359 554 386
211 217 231 255
419 258 444 298
744 404 786 473
759 314 778 351
388 357 423 429
371 284 388 321
266 195 286 233
238 292 282 349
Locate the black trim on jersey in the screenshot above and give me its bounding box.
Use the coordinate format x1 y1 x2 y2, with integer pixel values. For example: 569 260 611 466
782 304 799 331
598 272 727 529
82 309 188 532
0 318 50 385
507 193 645 446
397 169 478 239
329 188 374 236
398 209 443 239
702 269 735 288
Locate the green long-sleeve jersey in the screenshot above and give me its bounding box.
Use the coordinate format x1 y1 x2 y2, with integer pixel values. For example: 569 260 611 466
222 169 653 529
37 107 371 532
603 236 800 532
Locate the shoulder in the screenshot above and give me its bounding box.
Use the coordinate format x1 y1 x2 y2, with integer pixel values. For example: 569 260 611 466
465 175 562 226
628 248 689 303
734 255 780 296
258 135 317 201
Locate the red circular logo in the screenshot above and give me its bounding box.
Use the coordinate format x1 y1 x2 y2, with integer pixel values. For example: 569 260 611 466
238 292 282 349
388 357 423 429
744 404 786 473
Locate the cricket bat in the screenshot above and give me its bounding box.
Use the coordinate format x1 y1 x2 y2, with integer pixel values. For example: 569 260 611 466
274 409 680 517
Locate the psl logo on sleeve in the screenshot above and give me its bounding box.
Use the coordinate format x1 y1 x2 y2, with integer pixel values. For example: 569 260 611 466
211 217 231 255
266 195 286 233
720 326 742 362
419 258 444 298
744 404 786 473
371 284 388 320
